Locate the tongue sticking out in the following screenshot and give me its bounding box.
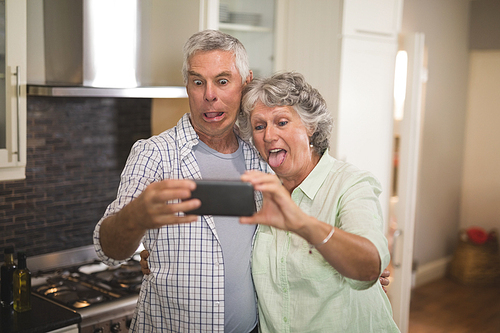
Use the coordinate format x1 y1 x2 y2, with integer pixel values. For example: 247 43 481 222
205 112 224 119
268 150 286 168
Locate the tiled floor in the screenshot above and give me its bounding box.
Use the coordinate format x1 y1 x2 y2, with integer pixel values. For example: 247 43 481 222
408 277 500 333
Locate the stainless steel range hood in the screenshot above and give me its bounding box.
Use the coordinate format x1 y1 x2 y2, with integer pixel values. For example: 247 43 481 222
27 85 188 98
27 0 201 98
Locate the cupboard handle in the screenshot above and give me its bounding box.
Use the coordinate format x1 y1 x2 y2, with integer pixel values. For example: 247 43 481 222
15 66 21 162
355 29 393 38
391 229 402 268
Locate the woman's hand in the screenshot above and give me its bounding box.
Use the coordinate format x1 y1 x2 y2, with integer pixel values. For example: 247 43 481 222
140 249 151 275
380 268 390 292
240 171 308 233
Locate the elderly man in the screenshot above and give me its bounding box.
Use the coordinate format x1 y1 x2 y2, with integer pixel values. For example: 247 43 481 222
94 30 267 332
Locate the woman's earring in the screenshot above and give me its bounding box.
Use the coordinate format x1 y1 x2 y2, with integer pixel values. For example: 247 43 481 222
309 143 314 148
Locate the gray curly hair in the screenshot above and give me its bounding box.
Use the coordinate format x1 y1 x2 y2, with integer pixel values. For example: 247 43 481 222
182 30 251 85
238 72 333 155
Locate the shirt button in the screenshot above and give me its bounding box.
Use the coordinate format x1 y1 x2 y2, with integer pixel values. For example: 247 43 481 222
281 258 285 263
283 317 288 322
215 301 220 305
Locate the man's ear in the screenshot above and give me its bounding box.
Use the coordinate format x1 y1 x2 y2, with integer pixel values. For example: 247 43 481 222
245 70 254 85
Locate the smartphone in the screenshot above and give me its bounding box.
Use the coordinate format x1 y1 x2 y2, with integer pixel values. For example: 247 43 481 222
184 180 256 217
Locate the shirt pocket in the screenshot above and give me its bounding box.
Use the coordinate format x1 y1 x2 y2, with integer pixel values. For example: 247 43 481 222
252 232 274 275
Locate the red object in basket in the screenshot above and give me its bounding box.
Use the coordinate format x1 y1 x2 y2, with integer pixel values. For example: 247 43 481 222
466 227 488 245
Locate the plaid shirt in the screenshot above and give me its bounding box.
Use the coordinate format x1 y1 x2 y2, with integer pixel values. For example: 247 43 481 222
93 113 268 332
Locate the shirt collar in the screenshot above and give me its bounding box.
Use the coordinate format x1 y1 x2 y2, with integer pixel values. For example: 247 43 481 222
177 113 199 147
295 149 333 200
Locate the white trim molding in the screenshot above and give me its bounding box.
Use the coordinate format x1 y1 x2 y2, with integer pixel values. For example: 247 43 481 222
414 256 453 288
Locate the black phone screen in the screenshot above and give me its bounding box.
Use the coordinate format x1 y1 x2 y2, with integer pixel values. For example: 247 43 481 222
184 180 256 217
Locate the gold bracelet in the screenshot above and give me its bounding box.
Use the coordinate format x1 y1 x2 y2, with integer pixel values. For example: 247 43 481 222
309 226 335 254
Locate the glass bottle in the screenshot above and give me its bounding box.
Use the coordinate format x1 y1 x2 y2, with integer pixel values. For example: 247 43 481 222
13 251 31 312
1 246 16 308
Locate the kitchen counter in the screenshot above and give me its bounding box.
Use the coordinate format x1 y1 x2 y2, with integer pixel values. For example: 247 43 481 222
0 294 81 333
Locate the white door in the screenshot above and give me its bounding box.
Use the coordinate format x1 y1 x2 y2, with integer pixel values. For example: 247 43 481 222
335 36 398 228
387 33 426 333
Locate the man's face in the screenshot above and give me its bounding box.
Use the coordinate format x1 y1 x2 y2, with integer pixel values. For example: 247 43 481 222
186 50 251 142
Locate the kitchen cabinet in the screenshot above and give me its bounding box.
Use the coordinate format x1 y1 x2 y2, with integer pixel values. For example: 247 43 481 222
149 0 277 134
0 0 27 181
128 0 276 86
209 0 277 78
121 0 275 87
342 0 402 39
275 0 402 229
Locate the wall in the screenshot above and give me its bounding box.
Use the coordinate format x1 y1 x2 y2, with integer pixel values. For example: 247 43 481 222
151 98 190 135
460 51 500 231
468 0 500 50
0 97 151 261
460 0 500 231
401 0 470 266
140 0 200 86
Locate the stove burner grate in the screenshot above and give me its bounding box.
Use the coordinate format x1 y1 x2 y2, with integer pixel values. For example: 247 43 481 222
33 259 142 311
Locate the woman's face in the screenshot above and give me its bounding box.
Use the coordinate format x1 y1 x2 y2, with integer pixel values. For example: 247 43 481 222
250 102 319 187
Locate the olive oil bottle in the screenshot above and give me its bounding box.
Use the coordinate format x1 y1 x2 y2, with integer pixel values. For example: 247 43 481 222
13 251 31 312
1 246 16 308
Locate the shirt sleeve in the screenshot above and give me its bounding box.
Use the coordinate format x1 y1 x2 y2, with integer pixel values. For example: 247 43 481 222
336 171 390 290
93 138 164 266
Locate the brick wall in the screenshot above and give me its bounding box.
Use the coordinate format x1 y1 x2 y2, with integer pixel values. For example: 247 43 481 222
0 96 151 261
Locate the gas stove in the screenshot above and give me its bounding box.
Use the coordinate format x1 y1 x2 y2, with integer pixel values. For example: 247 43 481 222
29 246 143 333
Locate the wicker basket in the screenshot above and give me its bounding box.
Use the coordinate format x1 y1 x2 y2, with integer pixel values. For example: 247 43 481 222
448 229 500 285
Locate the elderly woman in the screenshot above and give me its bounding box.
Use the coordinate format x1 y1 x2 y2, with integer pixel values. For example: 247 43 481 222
238 72 400 332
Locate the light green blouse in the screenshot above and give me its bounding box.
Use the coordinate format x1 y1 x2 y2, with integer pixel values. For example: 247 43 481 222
252 150 400 333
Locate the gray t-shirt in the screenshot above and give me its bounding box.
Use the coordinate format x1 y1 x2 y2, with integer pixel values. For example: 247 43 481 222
193 138 258 333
